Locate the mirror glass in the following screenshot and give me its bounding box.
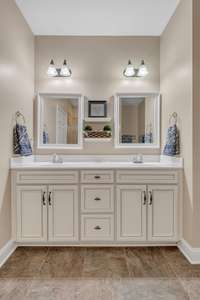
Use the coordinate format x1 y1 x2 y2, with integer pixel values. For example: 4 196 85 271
116 94 160 147
38 94 82 148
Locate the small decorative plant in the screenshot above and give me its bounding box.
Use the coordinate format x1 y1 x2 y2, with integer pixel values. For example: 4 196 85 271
103 125 111 132
84 125 93 131
103 125 112 137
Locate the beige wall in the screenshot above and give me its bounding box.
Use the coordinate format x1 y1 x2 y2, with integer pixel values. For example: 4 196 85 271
192 0 200 247
0 0 34 249
35 36 160 154
161 0 195 245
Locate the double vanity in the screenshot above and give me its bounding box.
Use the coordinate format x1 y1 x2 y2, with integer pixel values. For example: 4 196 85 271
11 155 183 246
11 92 183 246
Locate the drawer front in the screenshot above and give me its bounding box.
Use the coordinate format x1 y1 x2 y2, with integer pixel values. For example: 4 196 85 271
116 170 178 184
16 171 79 184
81 170 114 183
81 215 114 241
81 185 114 213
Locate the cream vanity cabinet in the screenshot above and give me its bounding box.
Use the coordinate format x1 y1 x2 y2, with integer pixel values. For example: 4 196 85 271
116 169 180 243
12 168 181 245
12 171 79 243
116 185 178 242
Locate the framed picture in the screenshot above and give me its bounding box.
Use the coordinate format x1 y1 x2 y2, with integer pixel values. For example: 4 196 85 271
88 101 107 118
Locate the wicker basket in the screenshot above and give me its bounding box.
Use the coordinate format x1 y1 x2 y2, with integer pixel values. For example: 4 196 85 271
84 130 112 138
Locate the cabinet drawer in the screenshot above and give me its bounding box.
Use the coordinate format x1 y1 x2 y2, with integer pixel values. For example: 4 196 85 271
116 170 178 184
81 185 114 213
16 171 79 184
81 170 114 183
81 215 114 241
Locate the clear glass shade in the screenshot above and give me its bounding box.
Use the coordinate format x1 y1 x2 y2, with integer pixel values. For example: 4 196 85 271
47 59 58 77
60 60 72 77
123 60 135 77
137 60 149 77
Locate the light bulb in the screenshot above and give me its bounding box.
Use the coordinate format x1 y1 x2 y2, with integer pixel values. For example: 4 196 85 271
138 60 148 77
47 59 58 77
123 60 135 77
60 60 72 77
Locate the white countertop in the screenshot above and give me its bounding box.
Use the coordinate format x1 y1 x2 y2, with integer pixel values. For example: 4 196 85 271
10 155 183 170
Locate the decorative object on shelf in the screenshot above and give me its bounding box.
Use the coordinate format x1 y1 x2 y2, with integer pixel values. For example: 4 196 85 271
47 59 72 77
163 112 180 156
123 59 149 78
103 125 111 132
13 111 32 156
84 130 112 139
84 125 93 132
88 101 107 118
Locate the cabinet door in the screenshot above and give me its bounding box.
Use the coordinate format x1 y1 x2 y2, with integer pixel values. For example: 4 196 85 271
117 185 147 241
148 185 178 242
16 186 47 242
48 185 78 242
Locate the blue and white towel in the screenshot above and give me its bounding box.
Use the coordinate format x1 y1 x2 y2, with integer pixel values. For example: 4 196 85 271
13 124 32 156
163 124 180 156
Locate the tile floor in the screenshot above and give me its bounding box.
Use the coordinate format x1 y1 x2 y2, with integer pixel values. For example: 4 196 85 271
0 247 200 299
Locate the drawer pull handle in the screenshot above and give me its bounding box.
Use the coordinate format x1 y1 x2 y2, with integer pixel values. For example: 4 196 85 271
48 192 52 206
42 191 46 206
94 225 102 230
149 191 153 205
94 197 101 201
94 175 101 179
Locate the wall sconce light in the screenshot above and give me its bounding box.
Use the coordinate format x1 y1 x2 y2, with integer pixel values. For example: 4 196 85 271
123 59 148 78
47 59 72 77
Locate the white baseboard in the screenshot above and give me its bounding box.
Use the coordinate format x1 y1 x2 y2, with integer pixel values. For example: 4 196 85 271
178 239 200 264
0 240 17 268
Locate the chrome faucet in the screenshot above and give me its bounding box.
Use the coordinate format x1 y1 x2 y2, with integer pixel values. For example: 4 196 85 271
133 154 143 164
52 153 63 164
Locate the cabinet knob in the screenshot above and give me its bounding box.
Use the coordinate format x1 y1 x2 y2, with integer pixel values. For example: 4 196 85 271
42 191 46 206
94 197 101 201
94 225 102 230
94 175 101 179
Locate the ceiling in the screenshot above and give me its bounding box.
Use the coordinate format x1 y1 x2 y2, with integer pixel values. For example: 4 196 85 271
15 0 180 36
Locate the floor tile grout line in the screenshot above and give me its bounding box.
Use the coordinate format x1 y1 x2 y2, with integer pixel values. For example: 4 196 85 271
123 247 132 278
178 278 193 300
159 247 182 280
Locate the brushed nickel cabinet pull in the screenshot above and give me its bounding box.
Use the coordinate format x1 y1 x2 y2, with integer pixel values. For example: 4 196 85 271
42 191 46 206
94 197 101 201
142 191 147 205
149 191 153 205
48 192 52 206
94 225 101 230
